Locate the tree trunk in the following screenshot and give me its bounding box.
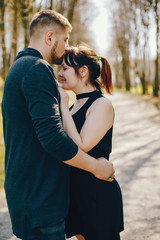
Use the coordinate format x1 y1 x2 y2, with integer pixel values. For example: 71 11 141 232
120 46 130 91
67 0 78 22
140 73 146 95
0 0 7 80
153 0 159 97
123 59 130 91
115 53 121 88
50 0 53 9
19 0 32 48
141 30 148 95
10 0 18 64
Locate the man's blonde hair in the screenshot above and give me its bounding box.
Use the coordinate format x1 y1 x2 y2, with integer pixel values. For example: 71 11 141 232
29 10 72 38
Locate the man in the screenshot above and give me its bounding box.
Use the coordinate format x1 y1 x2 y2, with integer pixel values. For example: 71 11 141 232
2 10 114 240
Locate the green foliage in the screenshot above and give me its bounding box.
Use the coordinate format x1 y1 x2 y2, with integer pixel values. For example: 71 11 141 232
130 86 160 95
115 85 159 95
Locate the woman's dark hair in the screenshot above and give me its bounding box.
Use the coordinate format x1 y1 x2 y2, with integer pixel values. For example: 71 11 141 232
64 45 113 94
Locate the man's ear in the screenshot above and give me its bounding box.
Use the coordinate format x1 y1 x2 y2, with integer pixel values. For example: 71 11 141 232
79 66 88 78
45 31 55 46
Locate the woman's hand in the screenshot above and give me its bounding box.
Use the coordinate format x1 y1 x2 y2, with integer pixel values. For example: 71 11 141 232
58 87 69 110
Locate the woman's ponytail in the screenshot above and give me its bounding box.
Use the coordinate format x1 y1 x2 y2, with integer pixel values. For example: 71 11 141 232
100 57 113 94
64 45 113 94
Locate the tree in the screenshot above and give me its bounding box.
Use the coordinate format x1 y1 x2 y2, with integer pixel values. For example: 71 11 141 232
45 0 93 46
151 0 160 97
9 0 18 64
19 0 35 48
0 0 95 80
111 0 131 91
47 0 79 24
0 0 7 80
108 0 159 95
139 0 151 94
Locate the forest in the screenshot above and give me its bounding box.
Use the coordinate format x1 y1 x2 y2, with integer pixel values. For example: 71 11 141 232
0 0 160 97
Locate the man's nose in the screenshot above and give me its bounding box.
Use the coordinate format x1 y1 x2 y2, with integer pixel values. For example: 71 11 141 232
58 70 62 77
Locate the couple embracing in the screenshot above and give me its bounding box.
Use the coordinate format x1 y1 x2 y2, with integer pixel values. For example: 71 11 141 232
2 9 124 240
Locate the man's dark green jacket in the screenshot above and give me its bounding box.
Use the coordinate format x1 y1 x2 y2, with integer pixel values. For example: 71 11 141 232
2 48 78 239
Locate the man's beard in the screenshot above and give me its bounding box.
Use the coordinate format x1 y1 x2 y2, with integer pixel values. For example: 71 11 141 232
51 40 63 65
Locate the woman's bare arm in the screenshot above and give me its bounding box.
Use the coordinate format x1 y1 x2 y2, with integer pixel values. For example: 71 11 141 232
59 88 114 153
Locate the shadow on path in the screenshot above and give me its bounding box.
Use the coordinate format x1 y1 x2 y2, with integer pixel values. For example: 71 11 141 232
109 92 160 240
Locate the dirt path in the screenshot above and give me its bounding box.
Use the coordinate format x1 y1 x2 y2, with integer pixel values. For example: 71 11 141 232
110 92 160 240
0 92 160 240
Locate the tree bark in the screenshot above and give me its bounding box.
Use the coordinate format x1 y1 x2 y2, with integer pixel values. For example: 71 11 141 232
153 0 159 97
67 0 78 22
10 0 18 64
19 0 33 48
0 0 7 80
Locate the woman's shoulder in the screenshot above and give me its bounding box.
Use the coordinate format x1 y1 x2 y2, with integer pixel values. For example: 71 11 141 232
86 95 114 117
92 95 113 110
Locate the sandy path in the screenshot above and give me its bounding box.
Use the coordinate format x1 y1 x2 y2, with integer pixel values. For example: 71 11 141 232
0 91 160 240
110 92 160 240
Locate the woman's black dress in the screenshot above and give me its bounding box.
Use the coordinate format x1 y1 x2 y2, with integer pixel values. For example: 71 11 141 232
65 91 124 240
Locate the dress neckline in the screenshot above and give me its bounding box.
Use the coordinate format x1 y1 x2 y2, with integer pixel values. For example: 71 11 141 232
76 90 98 100
71 90 102 117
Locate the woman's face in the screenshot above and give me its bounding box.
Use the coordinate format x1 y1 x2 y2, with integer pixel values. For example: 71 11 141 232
58 59 80 91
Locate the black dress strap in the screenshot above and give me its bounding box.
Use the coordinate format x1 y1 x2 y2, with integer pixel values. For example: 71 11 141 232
76 90 99 100
71 91 103 116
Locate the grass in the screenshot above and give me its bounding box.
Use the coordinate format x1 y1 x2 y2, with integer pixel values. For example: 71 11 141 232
130 85 155 95
115 85 160 95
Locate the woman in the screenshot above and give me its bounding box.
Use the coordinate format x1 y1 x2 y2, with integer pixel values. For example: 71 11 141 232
58 45 124 240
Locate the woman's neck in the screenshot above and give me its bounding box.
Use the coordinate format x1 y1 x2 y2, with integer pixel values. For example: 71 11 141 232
74 86 96 95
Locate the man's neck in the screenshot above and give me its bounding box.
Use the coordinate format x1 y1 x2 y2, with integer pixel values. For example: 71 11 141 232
28 42 50 63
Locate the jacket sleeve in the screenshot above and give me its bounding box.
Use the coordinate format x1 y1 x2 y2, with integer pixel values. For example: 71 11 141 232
21 60 78 161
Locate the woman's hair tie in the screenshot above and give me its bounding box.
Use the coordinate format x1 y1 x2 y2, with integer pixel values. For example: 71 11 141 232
97 56 102 61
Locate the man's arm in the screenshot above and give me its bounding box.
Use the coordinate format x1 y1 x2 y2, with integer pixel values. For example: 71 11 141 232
64 148 114 181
